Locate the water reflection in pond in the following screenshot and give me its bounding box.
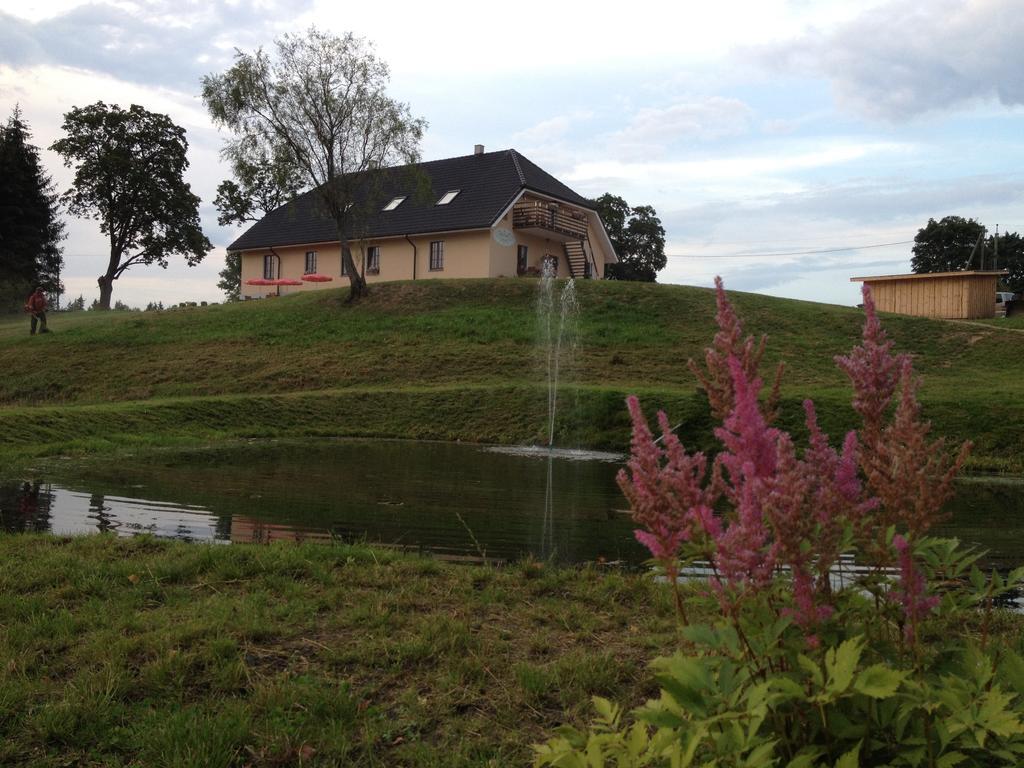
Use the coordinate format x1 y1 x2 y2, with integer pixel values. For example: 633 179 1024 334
2 440 1023 569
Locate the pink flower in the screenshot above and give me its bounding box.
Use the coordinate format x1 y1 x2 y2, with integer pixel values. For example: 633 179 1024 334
618 396 712 568
835 285 906 436
618 277 965 643
889 534 939 643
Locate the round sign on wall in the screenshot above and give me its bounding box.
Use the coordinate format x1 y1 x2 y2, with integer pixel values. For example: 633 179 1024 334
493 228 516 247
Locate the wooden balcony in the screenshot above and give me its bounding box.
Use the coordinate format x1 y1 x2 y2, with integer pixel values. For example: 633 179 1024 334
513 201 588 241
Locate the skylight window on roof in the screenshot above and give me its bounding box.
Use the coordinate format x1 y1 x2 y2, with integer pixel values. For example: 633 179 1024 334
436 190 460 205
382 196 406 211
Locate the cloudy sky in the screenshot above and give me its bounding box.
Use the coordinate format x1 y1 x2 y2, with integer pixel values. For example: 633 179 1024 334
2 0 1022 307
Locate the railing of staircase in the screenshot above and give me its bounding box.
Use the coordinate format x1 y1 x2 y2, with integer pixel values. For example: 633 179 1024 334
513 202 588 239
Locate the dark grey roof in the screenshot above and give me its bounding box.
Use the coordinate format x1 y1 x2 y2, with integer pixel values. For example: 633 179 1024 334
227 149 596 252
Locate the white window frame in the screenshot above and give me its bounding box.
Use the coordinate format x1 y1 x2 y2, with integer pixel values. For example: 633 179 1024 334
367 246 380 274
304 250 317 274
436 190 460 205
382 196 406 211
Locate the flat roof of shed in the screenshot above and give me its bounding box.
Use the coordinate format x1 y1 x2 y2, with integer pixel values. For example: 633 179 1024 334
850 270 1007 282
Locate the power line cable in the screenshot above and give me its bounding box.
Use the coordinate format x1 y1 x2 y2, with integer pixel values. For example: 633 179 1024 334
666 240 914 259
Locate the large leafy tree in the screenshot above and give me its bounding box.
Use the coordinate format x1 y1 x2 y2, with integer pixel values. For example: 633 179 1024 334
593 194 666 282
910 216 987 274
912 216 1024 293
0 107 65 312
50 102 211 309
202 27 427 301
992 231 1024 294
213 143 305 301
213 142 305 229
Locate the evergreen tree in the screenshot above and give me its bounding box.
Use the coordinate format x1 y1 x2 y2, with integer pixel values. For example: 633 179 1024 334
0 107 65 312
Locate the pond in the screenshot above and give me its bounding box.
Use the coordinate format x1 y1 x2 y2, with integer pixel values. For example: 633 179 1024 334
2 439 1023 569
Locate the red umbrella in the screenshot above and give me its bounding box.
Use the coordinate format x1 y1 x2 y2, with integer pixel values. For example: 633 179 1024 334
244 278 274 286
272 279 303 286
301 273 334 282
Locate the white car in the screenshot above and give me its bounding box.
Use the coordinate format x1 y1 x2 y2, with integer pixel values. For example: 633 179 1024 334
996 292 1016 304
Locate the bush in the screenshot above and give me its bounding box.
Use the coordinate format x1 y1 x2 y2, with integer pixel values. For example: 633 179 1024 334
534 280 1024 767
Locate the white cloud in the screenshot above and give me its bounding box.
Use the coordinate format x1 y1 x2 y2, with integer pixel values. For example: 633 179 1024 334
567 140 910 193
758 0 1024 120
616 98 755 144
512 115 573 146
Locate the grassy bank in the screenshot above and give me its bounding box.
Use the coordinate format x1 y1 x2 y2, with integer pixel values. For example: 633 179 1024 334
0 534 680 767
1 279 1022 470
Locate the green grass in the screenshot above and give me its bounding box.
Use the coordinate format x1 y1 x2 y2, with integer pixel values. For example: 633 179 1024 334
2 534 1022 767
0 534 682 767
1 278 1022 471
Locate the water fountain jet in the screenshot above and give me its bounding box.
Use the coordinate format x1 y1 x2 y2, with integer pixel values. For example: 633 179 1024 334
537 261 579 449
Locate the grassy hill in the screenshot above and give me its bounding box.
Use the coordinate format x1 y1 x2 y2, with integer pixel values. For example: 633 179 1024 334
1 278 1021 470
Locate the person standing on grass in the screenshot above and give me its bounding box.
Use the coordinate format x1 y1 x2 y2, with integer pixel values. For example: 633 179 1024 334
24 287 49 335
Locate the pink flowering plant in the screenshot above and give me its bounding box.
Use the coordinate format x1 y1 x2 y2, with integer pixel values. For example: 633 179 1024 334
536 280 1024 767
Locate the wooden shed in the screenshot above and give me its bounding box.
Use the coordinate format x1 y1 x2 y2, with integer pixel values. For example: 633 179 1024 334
850 270 1007 319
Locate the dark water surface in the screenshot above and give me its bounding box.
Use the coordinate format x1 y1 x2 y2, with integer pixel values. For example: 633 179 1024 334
2 440 1022 567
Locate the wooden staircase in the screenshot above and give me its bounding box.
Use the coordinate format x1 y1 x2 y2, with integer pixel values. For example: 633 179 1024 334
563 240 591 278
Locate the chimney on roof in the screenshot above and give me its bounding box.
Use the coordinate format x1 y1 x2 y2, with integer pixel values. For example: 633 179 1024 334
474 144 484 156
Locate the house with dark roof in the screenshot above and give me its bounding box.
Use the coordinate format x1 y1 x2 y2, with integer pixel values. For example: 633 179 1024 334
229 146 617 297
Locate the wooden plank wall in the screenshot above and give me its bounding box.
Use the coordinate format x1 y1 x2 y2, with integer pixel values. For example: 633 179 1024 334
863 274 997 319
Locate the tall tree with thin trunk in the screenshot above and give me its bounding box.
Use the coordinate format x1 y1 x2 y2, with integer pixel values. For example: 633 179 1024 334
0 107 65 312
50 102 211 309
201 27 427 301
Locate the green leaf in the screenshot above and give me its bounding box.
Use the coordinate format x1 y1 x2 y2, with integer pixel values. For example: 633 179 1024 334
769 677 806 702
682 623 722 649
798 654 824 688
968 565 986 590
854 664 907 699
834 741 861 768
745 739 778 766
936 752 967 768
825 637 863 695
785 751 823 768
998 651 1024 696
977 686 1024 738
592 696 618 726
625 722 649 757
1007 565 1024 588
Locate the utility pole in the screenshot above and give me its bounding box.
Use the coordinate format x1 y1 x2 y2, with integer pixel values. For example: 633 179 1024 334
994 224 999 272
967 230 985 270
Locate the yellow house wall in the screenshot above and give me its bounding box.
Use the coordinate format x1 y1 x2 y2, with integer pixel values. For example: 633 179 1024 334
239 230 495 297
379 230 493 280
